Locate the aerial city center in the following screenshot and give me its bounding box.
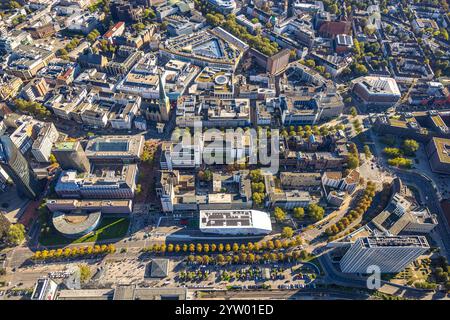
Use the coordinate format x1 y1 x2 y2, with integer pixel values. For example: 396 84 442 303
0 0 449 303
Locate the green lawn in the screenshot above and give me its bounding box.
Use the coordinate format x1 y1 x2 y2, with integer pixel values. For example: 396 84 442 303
39 217 130 246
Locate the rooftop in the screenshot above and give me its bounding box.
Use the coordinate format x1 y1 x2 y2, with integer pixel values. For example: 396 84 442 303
149 259 169 278
323 171 342 180
112 286 187 300
54 141 79 151
431 137 450 164
46 199 132 211
199 209 271 231
353 76 401 96
344 170 360 185
85 135 144 159
362 236 429 248
52 211 101 237
57 289 114 300
56 164 137 191
161 29 243 67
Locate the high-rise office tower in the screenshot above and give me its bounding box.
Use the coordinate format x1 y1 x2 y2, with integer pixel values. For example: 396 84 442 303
0 135 43 199
340 236 429 274
52 141 90 173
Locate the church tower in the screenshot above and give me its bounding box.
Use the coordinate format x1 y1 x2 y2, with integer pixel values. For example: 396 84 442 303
158 71 170 122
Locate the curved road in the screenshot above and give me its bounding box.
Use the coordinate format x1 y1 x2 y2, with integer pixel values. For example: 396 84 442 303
395 170 450 261
369 128 450 260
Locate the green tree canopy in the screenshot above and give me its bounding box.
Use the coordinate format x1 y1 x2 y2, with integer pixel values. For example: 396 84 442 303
274 207 286 222
7 224 25 245
281 227 294 238
364 145 372 159
347 155 360 169
14 99 50 119
354 63 368 75
401 139 419 156
143 8 156 19
249 169 263 183
383 147 402 158
388 157 413 168
251 182 265 193
305 59 316 68
293 207 305 219
307 204 324 221
79 264 91 282
252 192 264 206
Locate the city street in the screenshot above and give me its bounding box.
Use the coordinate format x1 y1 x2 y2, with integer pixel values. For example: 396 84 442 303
368 128 450 260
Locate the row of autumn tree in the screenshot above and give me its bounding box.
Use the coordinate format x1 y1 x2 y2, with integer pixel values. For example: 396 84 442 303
32 244 116 261
325 181 377 239
141 238 304 255
185 250 310 266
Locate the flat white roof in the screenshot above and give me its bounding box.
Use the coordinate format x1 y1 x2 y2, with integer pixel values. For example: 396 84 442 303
199 209 272 231
354 76 401 96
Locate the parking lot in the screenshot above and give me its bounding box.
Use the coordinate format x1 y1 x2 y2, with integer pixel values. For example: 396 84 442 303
159 260 320 291
0 288 32 300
